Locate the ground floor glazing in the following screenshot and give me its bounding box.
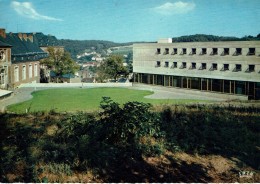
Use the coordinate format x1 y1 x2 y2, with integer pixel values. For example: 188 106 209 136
133 73 260 100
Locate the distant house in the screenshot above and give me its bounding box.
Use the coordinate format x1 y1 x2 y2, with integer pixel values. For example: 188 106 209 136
50 71 80 83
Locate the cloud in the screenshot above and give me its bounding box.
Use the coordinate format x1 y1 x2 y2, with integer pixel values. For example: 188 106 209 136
152 1 195 15
11 1 63 21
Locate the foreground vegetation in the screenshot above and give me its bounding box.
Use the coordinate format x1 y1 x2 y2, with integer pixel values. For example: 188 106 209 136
1 98 259 182
7 88 206 113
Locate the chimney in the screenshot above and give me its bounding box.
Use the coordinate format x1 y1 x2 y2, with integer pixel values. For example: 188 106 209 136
0 28 6 38
18 33 23 40
28 34 33 42
23 33 28 41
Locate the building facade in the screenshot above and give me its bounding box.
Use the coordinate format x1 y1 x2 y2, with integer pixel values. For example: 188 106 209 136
0 41 12 89
133 39 260 100
0 28 62 90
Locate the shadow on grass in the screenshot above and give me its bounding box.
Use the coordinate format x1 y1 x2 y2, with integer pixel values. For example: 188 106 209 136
98 154 212 183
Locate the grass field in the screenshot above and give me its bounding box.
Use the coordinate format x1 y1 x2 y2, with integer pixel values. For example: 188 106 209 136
7 88 207 113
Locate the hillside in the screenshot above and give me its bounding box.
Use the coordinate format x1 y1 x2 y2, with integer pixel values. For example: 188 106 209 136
172 34 260 42
57 34 260 60
58 39 133 59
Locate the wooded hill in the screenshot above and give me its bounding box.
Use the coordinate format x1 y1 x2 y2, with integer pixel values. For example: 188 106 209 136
172 34 260 42
58 39 133 59
58 34 260 59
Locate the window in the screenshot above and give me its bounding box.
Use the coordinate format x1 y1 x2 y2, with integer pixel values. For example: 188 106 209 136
222 48 229 56
0 50 5 61
248 48 255 55
172 48 178 55
210 63 217 71
201 48 207 55
0 68 4 84
211 48 218 55
155 61 161 67
164 61 169 67
180 62 186 69
22 65 26 80
234 48 242 56
29 65 32 78
190 48 196 55
164 48 169 55
172 62 177 68
34 64 38 77
14 66 19 82
181 48 187 55
233 64 241 72
156 48 161 54
246 65 255 72
221 64 229 71
190 62 196 69
199 63 206 70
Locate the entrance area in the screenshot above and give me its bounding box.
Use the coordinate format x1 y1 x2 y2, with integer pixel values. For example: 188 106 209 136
134 73 260 100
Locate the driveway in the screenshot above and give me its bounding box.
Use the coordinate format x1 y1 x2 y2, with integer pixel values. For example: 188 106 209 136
0 87 40 112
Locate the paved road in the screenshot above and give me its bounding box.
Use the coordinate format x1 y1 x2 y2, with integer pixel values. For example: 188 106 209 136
131 86 228 101
0 88 34 112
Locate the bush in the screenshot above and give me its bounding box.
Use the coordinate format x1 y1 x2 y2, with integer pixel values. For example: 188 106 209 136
99 97 162 146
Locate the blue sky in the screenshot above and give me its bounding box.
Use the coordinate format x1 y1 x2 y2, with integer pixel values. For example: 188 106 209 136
0 0 259 42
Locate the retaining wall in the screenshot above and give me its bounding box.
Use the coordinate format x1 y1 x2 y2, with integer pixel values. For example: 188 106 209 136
19 82 133 88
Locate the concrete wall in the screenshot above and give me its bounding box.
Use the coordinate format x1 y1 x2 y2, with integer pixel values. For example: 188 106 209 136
133 41 260 82
19 82 133 88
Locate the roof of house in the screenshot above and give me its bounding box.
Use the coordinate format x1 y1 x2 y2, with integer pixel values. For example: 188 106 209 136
0 40 12 47
0 32 61 62
50 71 75 79
0 33 44 54
33 32 60 47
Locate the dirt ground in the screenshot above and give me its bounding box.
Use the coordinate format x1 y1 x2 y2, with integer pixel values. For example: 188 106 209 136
27 151 259 183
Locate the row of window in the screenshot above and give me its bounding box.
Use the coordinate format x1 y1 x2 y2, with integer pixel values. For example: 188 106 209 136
155 61 256 72
156 47 256 56
12 54 48 61
14 64 38 82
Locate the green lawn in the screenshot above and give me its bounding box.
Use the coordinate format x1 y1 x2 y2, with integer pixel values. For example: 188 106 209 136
7 88 207 113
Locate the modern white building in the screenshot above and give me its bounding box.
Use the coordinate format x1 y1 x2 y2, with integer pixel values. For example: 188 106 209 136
133 39 260 100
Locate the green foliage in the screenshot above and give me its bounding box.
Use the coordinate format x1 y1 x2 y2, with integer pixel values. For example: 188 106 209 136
160 105 260 168
58 39 132 59
40 47 79 81
97 55 127 81
99 97 161 146
1 102 260 182
172 34 260 42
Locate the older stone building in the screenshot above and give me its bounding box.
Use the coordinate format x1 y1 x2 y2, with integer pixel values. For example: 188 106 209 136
0 28 62 90
133 39 260 100
0 40 12 89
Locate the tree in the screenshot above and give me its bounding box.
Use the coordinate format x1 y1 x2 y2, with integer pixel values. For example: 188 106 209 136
40 47 79 82
96 55 127 82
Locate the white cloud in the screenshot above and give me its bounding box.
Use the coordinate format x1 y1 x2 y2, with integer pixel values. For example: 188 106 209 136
11 1 63 21
152 1 195 15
